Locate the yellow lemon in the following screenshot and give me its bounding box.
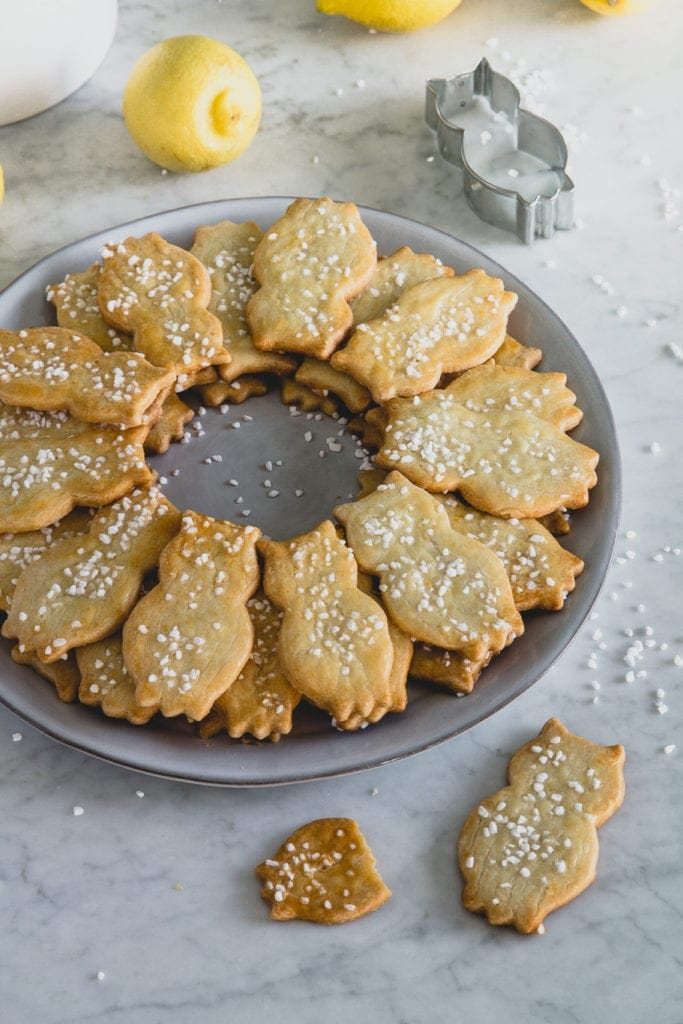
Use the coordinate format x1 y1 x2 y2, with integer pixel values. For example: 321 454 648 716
123 35 261 173
316 0 463 32
579 0 645 13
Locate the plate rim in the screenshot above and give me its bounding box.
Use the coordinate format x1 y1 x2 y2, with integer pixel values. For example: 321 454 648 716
0 196 622 786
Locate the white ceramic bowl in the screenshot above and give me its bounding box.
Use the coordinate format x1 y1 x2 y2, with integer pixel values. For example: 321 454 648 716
0 0 118 126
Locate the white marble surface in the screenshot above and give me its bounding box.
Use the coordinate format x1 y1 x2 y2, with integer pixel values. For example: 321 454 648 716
1 1 682 1021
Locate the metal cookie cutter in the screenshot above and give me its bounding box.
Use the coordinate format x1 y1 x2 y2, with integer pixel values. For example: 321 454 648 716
426 58 574 245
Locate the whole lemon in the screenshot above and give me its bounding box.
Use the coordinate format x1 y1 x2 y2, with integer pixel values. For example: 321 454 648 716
123 35 261 173
579 0 645 13
317 0 463 32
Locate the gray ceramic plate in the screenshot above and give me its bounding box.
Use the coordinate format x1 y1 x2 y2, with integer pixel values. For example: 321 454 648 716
0 197 620 785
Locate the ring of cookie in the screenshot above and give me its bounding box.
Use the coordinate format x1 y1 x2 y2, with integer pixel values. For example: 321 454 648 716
1 196 596 742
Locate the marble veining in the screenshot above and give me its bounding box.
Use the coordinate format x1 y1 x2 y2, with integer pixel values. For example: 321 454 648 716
0 1 681 1021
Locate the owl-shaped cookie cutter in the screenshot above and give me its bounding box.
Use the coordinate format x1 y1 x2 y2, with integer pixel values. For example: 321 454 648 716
426 58 575 245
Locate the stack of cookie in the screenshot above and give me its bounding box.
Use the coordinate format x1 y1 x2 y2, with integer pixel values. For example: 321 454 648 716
0 196 598 741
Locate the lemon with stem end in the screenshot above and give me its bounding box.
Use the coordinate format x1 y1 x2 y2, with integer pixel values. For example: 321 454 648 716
123 35 261 173
316 0 464 33
579 0 646 14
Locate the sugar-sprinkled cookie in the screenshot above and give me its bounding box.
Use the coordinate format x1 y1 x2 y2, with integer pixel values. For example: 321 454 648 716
0 406 154 533
410 644 493 694
123 511 261 721
350 246 454 327
378 393 599 518
247 198 377 358
493 334 543 370
0 327 175 427
258 520 396 727
458 718 625 934
334 472 523 660
3 488 181 661
11 645 81 703
0 509 93 612
199 591 300 742
144 393 194 454
294 358 372 413
199 375 268 407
334 572 410 730
176 366 218 392
281 378 339 417
76 634 158 725
191 219 297 382
256 818 391 924
356 467 582 613
98 232 229 374
331 270 517 403
444 362 582 432
539 510 571 536
47 263 132 352
442 497 584 612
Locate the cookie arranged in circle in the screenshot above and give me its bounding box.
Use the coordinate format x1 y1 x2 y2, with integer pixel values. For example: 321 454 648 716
378 392 599 518
458 718 625 933
350 246 453 327
144 393 194 454
48 263 132 352
258 520 396 727
77 633 158 725
256 818 391 924
123 511 261 721
3 488 181 662
493 334 543 371
247 197 377 358
335 472 523 661
191 219 297 383
332 270 517 403
199 591 301 742
98 232 229 373
0 327 175 427
294 358 372 414
0 406 154 533
0 509 93 612
11 645 81 703
444 362 582 432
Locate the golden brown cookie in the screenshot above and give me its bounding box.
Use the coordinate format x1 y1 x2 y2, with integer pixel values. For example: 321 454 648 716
458 718 625 934
0 327 175 427
441 497 584 612
3 488 181 661
0 406 154 533
191 219 297 382
47 263 132 352
76 634 158 725
280 378 339 416
409 644 492 694
539 510 571 536
493 334 543 370
350 246 453 326
335 572 411 730
444 362 582 432
334 472 523 661
123 511 261 721
331 270 517 403
11 645 80 703
199 591 300 742
176 366 218 392
256 818 391 924
198 376 268 406
0 509 93 612
247 197 377 358
378 393 599 518
98 232 229 374
295 358 372 413
144 393 194 454
258 520 396 727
